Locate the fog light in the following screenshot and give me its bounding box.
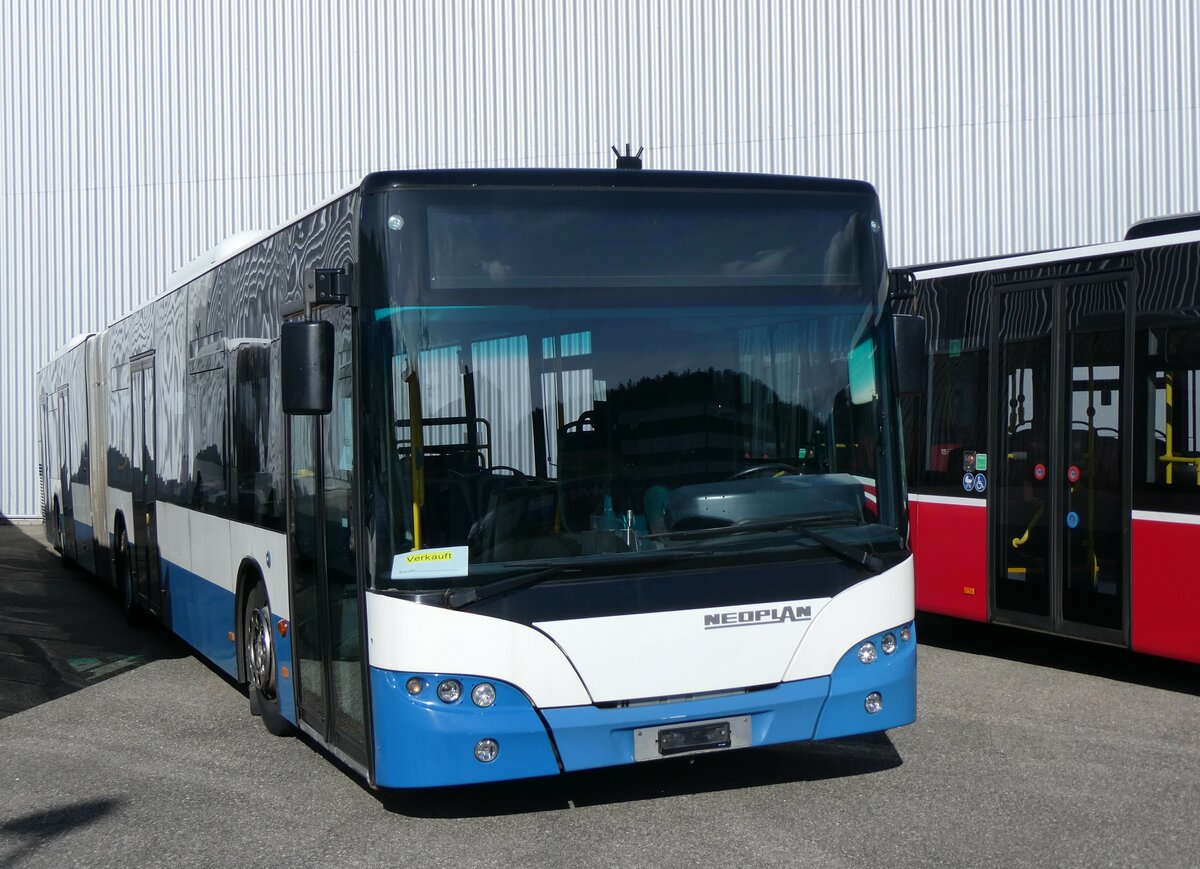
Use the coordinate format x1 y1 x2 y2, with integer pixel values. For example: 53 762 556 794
405 677 425 696
474 738 499 763
881 633 897 655
437 679 462 703
900 626 912 643
865 692 883 714
858 642 878 664
471 682 497 708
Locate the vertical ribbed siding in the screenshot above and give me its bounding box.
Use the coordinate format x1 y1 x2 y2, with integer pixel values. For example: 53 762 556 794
1 0 1197 518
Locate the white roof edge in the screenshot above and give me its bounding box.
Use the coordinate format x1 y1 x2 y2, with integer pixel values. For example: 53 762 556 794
909 228 1200 281
161 178 362 296
63 332 95 352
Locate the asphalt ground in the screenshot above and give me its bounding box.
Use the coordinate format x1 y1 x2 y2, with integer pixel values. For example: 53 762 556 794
2 523 1198 868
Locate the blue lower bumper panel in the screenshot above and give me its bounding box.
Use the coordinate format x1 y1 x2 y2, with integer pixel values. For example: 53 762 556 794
813 623 917 739
543 677 830 772
369 624 917 788
371 669 561 788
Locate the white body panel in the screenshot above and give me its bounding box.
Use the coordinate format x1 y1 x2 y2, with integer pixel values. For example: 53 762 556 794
228 520 290 620
366 593 592 708
533 598 831 704
70 482 92 527
157 501 291 619
155 501 191 575
106 487 134 543
367 557 914 708
784 560 914 680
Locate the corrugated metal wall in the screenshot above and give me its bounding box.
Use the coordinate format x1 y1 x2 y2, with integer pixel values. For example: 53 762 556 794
2 0 1197 519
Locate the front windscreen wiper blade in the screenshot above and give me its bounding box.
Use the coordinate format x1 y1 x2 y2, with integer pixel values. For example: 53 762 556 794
444 549 714 609
646 516 887 575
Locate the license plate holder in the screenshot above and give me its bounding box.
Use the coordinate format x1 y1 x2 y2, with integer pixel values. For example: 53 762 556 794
633 716 751 761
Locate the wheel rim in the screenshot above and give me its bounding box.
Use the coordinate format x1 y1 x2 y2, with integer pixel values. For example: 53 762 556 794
246 602 275 697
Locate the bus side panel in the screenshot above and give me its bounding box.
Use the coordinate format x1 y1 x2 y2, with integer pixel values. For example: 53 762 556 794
1130 515 1200 664
910 496 988 620
87 332 111 582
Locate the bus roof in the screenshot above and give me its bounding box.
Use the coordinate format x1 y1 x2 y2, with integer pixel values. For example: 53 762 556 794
906 227 1200 281
358 167 878 197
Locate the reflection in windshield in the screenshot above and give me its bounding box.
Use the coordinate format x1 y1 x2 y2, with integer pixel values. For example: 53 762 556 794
366 302 895 585
361 187 899 589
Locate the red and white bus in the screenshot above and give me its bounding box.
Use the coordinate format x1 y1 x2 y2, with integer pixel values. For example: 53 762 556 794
898 219 1200 663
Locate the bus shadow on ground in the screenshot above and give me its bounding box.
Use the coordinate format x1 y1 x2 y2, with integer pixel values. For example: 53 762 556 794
375 732 901 817
916 613 1200 697
0 797 123 868
0 525 185 720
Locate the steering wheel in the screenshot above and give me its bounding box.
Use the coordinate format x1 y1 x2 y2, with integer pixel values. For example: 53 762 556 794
729 463 798 480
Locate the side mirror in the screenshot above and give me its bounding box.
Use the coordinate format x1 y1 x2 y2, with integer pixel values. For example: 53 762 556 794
892 314 927 396
281 320 334 414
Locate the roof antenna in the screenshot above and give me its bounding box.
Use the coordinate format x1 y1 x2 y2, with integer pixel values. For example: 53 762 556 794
612 144 644 170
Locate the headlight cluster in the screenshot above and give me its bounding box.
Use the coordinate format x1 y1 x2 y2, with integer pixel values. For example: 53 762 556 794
854 622 915 714
406 676 498 709
404 674 503 763
856 623 914 667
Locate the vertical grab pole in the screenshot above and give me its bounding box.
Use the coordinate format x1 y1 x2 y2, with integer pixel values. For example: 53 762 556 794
406 364 425 550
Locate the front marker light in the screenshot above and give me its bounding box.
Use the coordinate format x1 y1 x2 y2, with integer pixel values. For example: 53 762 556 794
471 682 497 708
405 677 425 696
864 692 883 714
474 738 499 763
858 642 878 664
881 633 897 655
437 679 463 703
900 626 912 643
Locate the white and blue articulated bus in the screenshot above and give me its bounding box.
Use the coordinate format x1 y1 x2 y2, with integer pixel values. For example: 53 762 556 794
37 167 925 787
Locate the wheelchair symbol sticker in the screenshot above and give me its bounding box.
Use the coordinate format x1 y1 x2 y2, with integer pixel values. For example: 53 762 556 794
973 473 987 493
1066 511 1080 528
962 472 975 492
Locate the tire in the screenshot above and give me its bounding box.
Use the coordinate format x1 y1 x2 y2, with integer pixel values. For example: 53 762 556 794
116 526 140 626
52 498 64 553
243 582 294 737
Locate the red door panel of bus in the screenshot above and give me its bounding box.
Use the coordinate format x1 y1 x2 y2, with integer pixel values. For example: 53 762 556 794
1131 516 1200 664
911 498 988 621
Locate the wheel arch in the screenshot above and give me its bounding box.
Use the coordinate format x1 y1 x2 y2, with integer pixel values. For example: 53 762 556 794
234 557 266 685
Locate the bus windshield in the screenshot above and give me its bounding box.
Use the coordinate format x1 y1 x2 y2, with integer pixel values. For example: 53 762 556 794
360 184 901 590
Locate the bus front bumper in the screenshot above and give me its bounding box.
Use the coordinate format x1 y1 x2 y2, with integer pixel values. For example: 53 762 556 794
369 623 915 788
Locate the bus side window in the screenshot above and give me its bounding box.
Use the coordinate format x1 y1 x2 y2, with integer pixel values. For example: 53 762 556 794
1144 326 1200 489
232 345 282 530
187 357 229 515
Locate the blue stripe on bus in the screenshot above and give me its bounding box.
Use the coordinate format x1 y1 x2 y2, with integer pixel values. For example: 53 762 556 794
271 617 295 724
369 628 916 786
162 560 239 677
73 519 92 545
543 676 830 772
370 668 560 788
812 623 917 740
159 558 296 725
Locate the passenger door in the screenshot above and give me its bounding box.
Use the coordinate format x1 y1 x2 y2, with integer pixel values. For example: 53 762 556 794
286 305 369 768
992 277 1129 642
129 353 162 615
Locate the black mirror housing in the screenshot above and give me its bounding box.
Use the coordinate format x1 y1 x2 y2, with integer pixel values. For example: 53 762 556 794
281 320 334 414
892 314 927 396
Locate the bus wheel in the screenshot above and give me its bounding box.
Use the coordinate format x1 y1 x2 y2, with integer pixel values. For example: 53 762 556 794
116 527 139 626
52 498 64 553
243 582 293 737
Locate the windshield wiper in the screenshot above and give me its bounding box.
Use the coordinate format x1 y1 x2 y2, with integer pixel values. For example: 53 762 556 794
444 550 714 609
646 516 887 574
